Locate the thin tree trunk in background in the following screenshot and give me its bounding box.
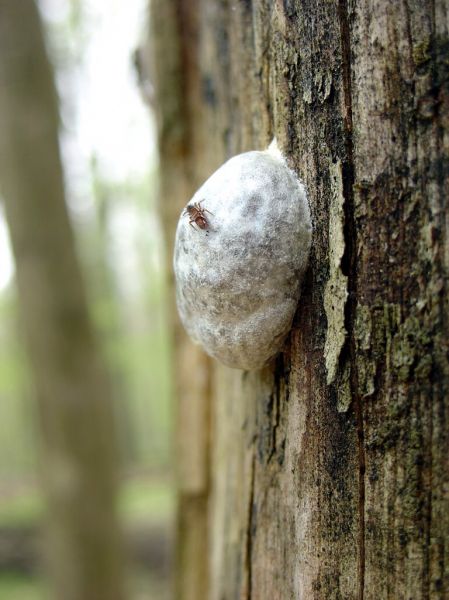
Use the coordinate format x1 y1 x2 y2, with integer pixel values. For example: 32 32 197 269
152 0 449 598
150 2 211 598
0 2 125 599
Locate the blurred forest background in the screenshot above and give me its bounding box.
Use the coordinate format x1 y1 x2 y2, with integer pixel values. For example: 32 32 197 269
0 0 173 598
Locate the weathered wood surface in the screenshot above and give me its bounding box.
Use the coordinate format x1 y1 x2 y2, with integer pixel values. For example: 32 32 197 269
151 0 449 598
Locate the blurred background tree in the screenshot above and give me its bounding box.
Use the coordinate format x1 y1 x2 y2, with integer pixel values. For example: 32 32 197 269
0 1 173 598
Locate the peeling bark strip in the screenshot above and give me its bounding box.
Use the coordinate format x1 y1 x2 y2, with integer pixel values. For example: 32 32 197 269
324 160 348 386
151 0 449 598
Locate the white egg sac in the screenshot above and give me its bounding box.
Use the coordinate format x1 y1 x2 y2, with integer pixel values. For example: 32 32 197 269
174 148 312 370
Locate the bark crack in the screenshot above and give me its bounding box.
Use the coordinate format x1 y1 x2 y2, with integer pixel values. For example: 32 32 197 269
268 362 283 463
245 454 256 600
337 2 366 599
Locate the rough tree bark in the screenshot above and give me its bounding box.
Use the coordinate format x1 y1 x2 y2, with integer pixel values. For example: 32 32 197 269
151 0 448 598
0 2 125 599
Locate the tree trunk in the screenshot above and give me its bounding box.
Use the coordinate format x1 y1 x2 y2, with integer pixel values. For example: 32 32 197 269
0 2 125 599
151 0 449 598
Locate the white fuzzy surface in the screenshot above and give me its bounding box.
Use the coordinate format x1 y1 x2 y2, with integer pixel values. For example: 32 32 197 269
174 149 312 370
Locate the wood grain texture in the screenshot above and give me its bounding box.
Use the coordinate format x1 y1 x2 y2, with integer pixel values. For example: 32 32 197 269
151 0 449 598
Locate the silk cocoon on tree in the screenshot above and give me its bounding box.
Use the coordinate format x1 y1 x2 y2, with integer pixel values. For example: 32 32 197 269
174 147 312 370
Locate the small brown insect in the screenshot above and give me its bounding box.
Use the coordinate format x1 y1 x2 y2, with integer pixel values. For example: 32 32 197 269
184 200 213 231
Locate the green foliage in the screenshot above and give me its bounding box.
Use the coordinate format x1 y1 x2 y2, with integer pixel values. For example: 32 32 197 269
0 477 172 529
0 486 43 529
119 478 174 526
0 478 173 598
0 573 47 600
0 291 36 477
